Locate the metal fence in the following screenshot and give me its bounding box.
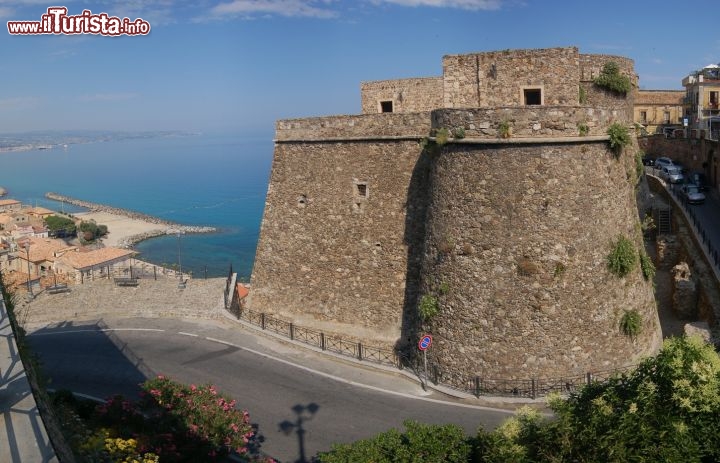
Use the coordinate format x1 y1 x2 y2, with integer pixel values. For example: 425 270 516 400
648 166 720 278
228 303 640 399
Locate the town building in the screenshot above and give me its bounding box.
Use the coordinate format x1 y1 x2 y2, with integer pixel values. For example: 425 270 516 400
683 63 720 139
634 90 684 135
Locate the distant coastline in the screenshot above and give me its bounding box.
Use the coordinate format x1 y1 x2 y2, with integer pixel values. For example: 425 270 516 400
45 192 217 248
0 130 199 154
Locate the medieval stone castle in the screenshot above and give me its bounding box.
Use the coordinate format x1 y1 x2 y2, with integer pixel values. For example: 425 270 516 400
249 46 662 384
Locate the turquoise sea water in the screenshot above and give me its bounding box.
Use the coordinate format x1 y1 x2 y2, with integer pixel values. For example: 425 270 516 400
0 133 274 279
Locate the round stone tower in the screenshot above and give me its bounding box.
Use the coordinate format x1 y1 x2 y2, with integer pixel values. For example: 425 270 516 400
417 133 661 384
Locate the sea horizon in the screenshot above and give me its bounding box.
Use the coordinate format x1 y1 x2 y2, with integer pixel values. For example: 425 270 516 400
0 131 274 280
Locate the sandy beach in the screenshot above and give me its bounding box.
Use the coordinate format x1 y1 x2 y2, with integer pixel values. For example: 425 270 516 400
74 210 172 247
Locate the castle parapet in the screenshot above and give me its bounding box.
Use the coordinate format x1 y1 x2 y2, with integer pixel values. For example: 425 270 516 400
275 113 431 142
432 105 623 139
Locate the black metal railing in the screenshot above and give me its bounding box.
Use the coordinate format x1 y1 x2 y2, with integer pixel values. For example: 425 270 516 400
228 304 642 398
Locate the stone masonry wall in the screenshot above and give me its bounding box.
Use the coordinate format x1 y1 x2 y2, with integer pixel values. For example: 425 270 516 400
360 78 443 114
442 47 581 109
418 139 661 381
579 54 636 117
432 105 622 139
275 112 431 141
248 140 428 345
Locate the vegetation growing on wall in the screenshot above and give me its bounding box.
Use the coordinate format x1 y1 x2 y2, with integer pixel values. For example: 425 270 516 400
451 127 466 139
639 249 656 281
579 85 587 104
607 235 637 277
619 309 642 338
418 294 439 321
498 120 511 139
594 61 632 95
435 128 450 145
635 151 645 184
578 122 589 136
607 122 631 156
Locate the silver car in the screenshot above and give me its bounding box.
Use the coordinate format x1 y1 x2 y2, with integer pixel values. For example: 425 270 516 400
661 166 684 184
680 184 705 204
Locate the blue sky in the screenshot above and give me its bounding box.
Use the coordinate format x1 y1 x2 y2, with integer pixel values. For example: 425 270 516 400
1 0 719 134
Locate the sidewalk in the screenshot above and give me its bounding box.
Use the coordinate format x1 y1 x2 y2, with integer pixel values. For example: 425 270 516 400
0 299 57 463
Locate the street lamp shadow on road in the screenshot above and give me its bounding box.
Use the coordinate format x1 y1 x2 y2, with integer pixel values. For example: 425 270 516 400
279 402 320 463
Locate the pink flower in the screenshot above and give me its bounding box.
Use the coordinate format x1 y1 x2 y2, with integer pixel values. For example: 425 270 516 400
230 423 240 433
190 384 197 392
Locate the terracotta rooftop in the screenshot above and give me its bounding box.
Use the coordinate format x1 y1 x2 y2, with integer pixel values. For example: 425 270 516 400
236 283 249 299
0 199 21 206
21 237 74 262
58 247 136 270
29 206 55 216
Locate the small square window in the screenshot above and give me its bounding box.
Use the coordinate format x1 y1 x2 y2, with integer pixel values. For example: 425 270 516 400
380 101 393 113
356 183 368 197
524 89 542 105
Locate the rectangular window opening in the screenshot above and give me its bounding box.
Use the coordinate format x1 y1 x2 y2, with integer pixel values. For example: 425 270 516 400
356 183 368 198
523 89 542 106
640 111 647 124
380 101 393 113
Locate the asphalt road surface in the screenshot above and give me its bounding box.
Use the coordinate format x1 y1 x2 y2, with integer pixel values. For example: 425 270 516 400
27 317 517 462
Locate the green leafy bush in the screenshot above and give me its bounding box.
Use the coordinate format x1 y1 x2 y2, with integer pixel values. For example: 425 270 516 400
452 127 466 139
607 122 631 155
634 151 645 183
315 337 720 463
578 122 589 136
620 309 642 338
438 281 450 296
607 235 637 277
579 85 587 104
435 128 450 145
498 120 511 138
317 420 470 463
419 295 439 321
640 250 655 281
594 61 632 95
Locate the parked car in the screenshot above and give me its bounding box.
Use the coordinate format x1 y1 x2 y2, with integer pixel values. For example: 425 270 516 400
687 172 708 191
655 157 676 170
661 166 684 184
680 184 706 204
641 155 655 166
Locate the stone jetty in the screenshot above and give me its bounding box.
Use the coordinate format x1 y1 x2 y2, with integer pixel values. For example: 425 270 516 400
45 192 216 248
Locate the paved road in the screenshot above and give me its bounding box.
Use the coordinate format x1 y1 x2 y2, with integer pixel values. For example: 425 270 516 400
26 317 515 463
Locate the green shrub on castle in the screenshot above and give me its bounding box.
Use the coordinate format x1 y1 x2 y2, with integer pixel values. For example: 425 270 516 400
607 235 637 277
619 309 642 338
418 294 439 321
607 122 631 156
594 61 632 95
640 249 655 281
435 128 450 145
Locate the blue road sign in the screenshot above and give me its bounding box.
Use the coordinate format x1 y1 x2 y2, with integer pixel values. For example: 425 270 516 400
418 334 432 351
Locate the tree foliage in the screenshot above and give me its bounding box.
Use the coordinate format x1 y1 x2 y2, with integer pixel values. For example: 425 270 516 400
44 215 77 237
317 420 470 463
316 336 720 463
78 220 108 243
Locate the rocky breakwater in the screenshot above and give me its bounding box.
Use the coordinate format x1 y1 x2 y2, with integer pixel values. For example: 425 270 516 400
45 192 216 248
